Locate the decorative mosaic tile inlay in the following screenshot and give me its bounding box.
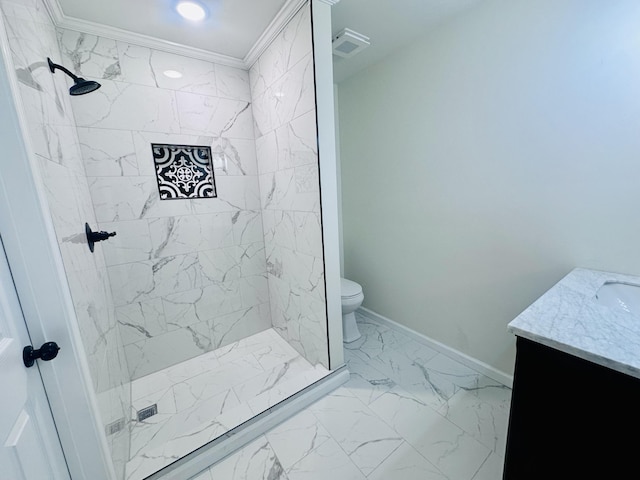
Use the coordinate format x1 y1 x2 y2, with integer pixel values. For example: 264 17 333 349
151 143 217 200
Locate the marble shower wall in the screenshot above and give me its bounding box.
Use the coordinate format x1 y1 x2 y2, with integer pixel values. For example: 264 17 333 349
0 0 131 477
250 4 329 368
57 29 272 380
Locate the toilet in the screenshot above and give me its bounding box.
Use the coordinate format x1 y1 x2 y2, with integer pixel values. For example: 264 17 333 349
341 278 364 343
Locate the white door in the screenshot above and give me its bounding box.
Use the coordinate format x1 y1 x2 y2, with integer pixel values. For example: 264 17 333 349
0 236 70 479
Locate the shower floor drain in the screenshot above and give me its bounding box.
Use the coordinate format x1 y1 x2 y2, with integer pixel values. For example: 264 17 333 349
105 418 126 436
137 404 158 422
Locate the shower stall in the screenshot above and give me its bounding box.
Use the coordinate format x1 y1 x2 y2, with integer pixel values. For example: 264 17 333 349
0 0 344 479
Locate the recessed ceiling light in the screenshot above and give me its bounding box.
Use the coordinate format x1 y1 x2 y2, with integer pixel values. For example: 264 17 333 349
176 1 207 21
163 70 183 79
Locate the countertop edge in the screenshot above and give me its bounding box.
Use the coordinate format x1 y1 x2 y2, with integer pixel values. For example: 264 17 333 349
507 267 640 381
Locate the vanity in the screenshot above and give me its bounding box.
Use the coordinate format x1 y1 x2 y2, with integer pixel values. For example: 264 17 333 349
503 268 640 479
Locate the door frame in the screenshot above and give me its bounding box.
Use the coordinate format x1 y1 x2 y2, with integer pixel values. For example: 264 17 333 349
0 10 116 480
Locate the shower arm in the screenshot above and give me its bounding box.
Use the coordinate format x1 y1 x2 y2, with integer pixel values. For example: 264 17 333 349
47 58 81 81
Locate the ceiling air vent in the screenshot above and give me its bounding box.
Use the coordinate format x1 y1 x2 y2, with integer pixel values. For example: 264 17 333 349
332 28 370 58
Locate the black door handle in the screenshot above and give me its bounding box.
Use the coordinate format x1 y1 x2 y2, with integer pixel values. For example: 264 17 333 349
23 342 60 367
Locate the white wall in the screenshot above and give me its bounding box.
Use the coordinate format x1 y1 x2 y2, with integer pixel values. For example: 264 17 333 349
338 0 640 375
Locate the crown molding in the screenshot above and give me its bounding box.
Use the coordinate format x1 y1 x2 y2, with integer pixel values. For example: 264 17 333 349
317 0 341 4
42 0 311 70
41 0 64 23
243 0 306 69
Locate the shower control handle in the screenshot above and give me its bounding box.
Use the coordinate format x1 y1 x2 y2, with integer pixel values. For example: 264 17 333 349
91 230 116 242
85 223 117 252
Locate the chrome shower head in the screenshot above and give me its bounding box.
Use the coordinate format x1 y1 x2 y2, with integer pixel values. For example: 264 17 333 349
47 57 101 96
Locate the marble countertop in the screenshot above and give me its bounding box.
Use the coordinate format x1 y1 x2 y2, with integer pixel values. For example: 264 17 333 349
508 267 640 380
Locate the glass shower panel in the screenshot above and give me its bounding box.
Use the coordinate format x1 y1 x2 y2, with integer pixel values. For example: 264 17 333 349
252 5 330 370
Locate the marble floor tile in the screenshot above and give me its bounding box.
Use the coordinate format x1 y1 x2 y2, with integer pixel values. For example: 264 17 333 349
215 328 284 364
471 451 505 480
233 355 313 403
130 393 248 472
126 328 326 480
131 382 176 417
205 436 287 480
367 343 458 411
131 348 221 400
129 413 173 459
343 351 396 405
252 341 301 370
367 442 449 480
127 404 256 480
265 410 331 470
248 365 329 414
285 438 366 480
309 387 404 475
369 386 491 480
343 315 414 361
170 355 264 412
438 381 512 456
421 352 497 393
125 448 181 480
177 314 511 480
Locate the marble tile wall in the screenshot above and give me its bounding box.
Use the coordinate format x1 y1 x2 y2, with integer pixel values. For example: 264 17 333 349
0 0 131 477
56 29 273 380
250 4 329 368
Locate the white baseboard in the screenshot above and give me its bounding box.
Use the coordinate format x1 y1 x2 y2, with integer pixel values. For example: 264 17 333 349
148 367 350 480
358 307 514 388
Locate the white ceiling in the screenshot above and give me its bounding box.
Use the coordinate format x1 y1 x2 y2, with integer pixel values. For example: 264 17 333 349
331 0 483 83
56 0 288 60
54 0 483 79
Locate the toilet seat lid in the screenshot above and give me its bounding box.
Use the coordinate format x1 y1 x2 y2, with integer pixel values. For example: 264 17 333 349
341 278 363 298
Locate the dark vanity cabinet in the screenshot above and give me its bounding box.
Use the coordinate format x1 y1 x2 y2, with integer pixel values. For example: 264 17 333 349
503 336 640 479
